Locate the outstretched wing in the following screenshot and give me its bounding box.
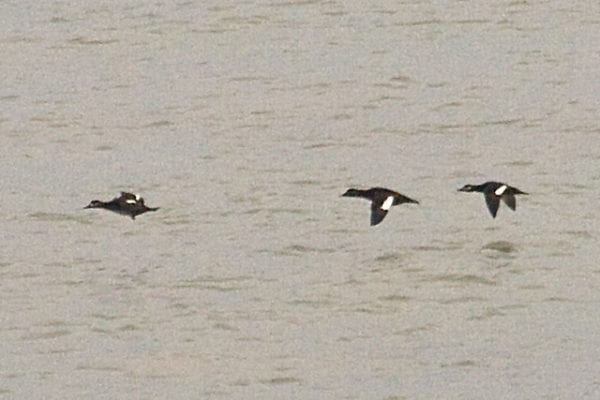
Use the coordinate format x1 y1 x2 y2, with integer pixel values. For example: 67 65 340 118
502 194 516 211
484 193 500 218
370 205 388 226
370 195 394 226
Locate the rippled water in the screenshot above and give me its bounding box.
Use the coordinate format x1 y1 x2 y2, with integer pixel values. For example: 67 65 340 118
2 1 600 399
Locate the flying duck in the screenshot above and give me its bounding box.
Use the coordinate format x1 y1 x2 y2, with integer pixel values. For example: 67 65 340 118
458 181 527 218
342 187 419 226
84 192 159 220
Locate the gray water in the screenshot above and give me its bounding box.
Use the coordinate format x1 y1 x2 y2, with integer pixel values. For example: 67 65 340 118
1 1 599 399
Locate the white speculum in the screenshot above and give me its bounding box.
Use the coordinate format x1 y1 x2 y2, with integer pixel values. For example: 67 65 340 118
381 196 394 210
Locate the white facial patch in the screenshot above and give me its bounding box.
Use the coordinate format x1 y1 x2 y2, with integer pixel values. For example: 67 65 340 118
495 185 507 196
381 196 394 210
135 194 141 201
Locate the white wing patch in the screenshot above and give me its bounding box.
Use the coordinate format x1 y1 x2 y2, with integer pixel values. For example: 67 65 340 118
495 185 507 196
381 196 394 210
125 199 137 204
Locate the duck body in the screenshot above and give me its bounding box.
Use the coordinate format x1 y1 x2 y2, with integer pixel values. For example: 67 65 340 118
458 181 527 218
342 187 419 226
85 192 159 220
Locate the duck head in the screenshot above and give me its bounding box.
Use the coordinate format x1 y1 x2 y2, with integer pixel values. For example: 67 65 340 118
84 200 104 209
342 188 362 197
458 184 476 192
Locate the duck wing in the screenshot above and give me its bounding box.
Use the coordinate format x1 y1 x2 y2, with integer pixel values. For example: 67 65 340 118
484 193 500 218
118 192 136 204
502 194 516 211
120 192 136 200
370 205 388 226
370 195 394 226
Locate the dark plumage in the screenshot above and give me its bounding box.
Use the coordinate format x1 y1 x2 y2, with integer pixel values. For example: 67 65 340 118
84 192 159 220
342 187 419 226
458 181 527 218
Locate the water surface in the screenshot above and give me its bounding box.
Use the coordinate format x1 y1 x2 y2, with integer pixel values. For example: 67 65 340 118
1 1 599 399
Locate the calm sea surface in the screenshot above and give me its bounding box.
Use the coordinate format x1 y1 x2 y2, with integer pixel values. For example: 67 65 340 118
1 1 599 399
